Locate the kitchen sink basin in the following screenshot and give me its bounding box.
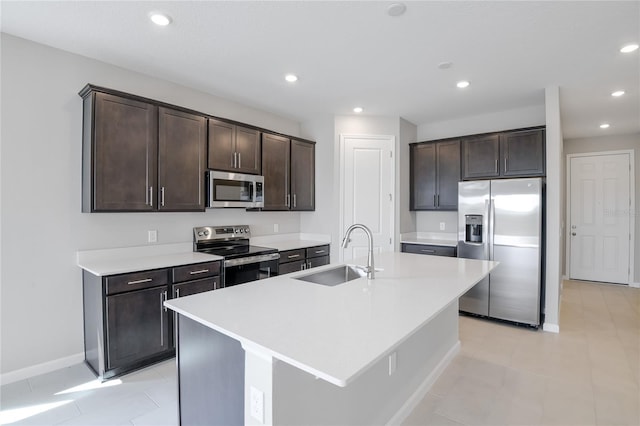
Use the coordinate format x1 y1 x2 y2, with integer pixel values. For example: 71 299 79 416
294 265 367 286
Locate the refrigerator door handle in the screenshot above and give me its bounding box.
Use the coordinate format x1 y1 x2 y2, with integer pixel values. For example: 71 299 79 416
489 198 495 260
484 199 491 261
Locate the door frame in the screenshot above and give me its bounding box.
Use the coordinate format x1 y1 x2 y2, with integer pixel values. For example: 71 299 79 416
338 134 396 262
565 149 635 285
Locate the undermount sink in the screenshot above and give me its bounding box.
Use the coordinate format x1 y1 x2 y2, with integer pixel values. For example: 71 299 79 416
294 265 367 286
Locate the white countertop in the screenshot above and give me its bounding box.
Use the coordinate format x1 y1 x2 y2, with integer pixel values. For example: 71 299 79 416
77 243 223 276
400 237 458 247
165 252 497 387
261 239 329 251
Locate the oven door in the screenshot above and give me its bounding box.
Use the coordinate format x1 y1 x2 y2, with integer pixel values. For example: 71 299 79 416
223 254 279 287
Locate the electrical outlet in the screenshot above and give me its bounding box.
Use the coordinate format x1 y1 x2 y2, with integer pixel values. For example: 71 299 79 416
439 222 446 231
273 223 279 233
250 386 264 423
388 352 397 376
148 230 157 243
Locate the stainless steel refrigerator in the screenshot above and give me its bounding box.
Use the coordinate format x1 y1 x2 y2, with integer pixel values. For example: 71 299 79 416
457 178 543 326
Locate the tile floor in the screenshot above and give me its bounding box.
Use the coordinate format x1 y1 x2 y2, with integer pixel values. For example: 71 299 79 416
1 280 638 425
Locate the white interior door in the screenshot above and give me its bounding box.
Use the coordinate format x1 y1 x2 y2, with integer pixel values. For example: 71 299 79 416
340 134 394 262
569 153 631 284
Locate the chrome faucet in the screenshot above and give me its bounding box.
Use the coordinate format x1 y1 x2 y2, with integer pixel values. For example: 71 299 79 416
341 224 375 279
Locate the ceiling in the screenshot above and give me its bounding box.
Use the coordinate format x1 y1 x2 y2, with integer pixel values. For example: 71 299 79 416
2 1 639 139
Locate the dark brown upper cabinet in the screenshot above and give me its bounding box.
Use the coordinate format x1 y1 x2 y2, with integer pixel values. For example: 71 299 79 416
410 140 460 211
83 91 158 212
261 133 290 210
80 86 206 212
158 107 207 211
290 139 315 211
208 119 261 175
500 129 545 177
261 135 315 211
461 127 545 180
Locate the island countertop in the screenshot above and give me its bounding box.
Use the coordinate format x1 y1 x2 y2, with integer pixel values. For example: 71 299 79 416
164 252 498 387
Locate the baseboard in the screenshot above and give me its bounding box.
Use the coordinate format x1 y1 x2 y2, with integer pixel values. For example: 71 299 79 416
386 341 461 426
630 282 640 289
0 352 85 385
543 322 560 333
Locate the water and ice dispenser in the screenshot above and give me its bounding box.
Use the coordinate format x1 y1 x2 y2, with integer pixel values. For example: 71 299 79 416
465 215 483 243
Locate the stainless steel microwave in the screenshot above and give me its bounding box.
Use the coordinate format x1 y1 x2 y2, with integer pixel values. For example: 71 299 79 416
207 171 264 208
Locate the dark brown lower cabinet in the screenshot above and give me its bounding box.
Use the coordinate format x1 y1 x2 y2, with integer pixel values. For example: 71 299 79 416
278 244 330 275
83 260 222 380
105 285 171 371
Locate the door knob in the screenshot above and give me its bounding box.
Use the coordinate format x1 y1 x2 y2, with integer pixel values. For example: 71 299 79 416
571 232 576 236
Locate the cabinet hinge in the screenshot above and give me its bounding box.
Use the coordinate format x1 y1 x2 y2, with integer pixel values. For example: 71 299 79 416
389 238 392 244
390 151 393 158
389 193 392 202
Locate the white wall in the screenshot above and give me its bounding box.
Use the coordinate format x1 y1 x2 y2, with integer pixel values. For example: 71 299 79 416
563 132 639 283
0 34 306 376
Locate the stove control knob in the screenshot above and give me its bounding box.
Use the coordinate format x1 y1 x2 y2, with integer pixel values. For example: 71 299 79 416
204 230 210 236
198 231 204 236
245 228 250 233
239 229 244 234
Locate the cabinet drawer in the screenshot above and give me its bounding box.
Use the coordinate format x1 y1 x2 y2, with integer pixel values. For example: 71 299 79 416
307 255 330 269
306 245 330 259
173 277 220 298
279 260 306 275
172 261 221 283
401 243 456 257
105 269 169 295
279 249 306 264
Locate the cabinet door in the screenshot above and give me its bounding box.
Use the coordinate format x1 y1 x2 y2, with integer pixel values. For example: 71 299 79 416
436 140 460 210
290 140 315 211
500 129 545 177
235 126 261 175
307 256 329 269
93 93 157 211
278 261 306 275
461 135 500 180
207 119 235 172
410 143 436 210
105 286 170 370
261 133 290 210
173 277 219 298
158 108 207 211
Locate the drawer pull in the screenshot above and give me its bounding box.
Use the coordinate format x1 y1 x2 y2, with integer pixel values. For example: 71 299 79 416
127 278 153 285
288 254 301 259
420 249 436 254
189 269 209 275
314 250 326 254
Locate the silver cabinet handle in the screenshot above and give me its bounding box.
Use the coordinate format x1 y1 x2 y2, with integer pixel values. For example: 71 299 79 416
433 194 436 207
160 187 165 207
286 194 291 208
189 269 209 275
420 249 436 253
266 266 271 278
495 159 498 173
287 254 300 259
504 158 507 173
149 186 153 207
162 290 168 312
159 291 166 346
314 250 325 254
436 194 440 207
293 194 297 208
238 152 241 169
233 152 237 168
176 288 181 297
127 278 152 285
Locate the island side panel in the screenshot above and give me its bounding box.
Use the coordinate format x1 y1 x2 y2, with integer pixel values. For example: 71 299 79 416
177 315 245 426
271 301 460 425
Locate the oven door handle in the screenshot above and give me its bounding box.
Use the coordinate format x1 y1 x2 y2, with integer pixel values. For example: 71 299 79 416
224 252 280 268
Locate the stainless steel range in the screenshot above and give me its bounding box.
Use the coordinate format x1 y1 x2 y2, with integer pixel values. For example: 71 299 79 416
193 225 279 287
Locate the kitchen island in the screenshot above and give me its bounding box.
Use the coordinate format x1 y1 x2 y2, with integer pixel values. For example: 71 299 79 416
165 252 498 425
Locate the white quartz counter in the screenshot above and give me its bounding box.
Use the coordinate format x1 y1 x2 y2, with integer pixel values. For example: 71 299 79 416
165 252 497 387
400 237 458 247
260 239 329 251
77 243 223 276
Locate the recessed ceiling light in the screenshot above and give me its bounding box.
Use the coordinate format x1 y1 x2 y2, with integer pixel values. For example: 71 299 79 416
149 13 172 26
611 90 625 97
285 74 298 83
456 80 470 88
599 123 610 129
387 3 407 17
437 62 453 70
620 43 639 53
353 107 363 113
